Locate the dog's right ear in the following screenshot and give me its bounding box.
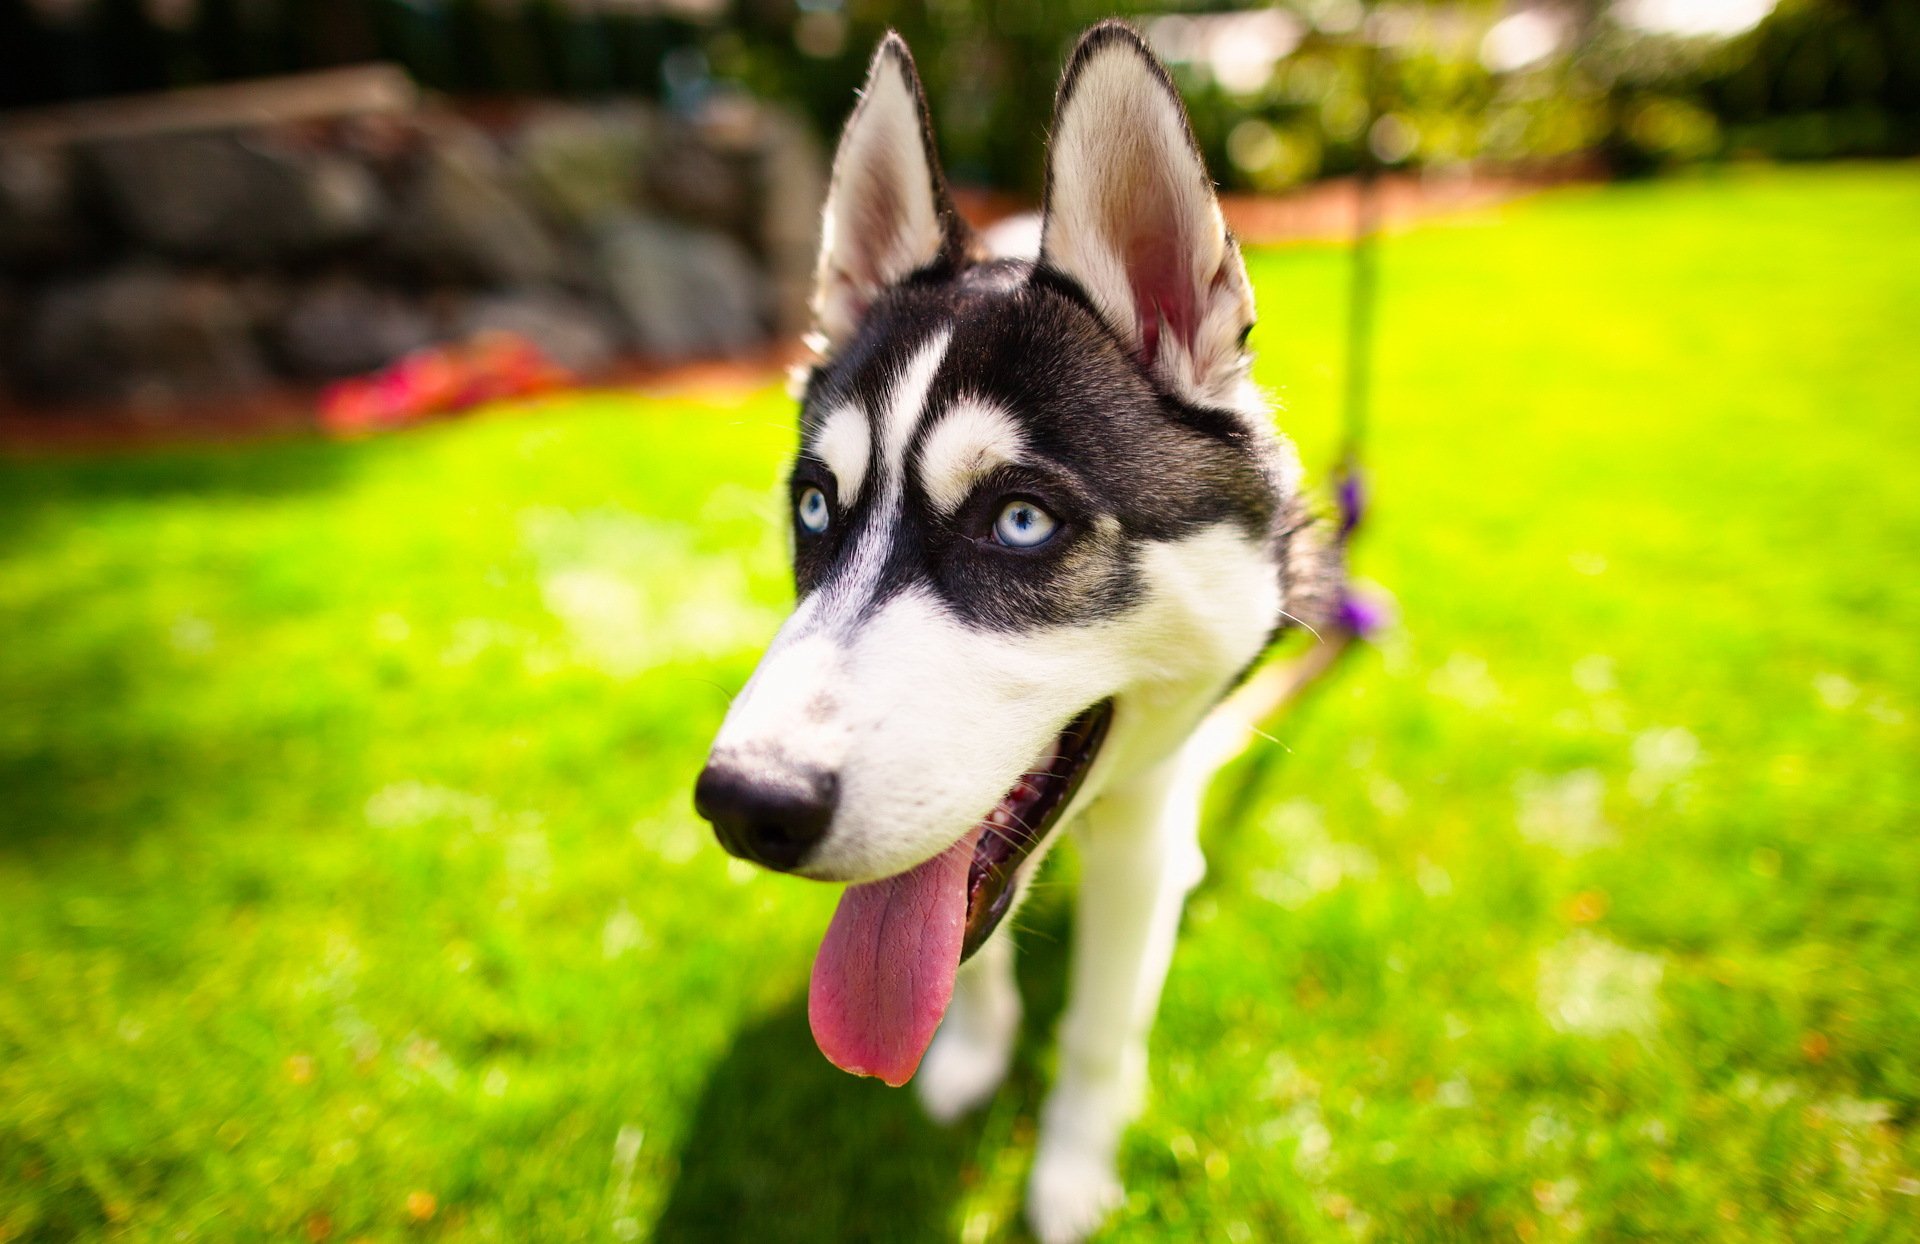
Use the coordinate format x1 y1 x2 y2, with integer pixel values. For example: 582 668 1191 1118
808 34 969 359
1039 21 1256 410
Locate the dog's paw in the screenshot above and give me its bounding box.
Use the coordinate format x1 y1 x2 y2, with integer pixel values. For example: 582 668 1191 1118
1026 1145 1123 1244
915 1015 1014 1123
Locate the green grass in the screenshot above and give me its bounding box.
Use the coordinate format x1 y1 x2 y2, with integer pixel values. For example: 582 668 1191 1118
3 164 1917 1242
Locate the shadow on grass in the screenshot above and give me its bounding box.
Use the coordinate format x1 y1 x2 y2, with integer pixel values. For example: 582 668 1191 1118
0 435 366 561
0 583 371 861
655 899 1078 1243
0 436 387 856
652 997 973 1243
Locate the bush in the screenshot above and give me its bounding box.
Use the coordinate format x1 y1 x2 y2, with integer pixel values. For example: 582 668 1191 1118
2 1 1913 189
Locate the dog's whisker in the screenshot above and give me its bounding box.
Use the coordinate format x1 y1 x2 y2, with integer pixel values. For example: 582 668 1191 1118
679 676 738 705
1275 608 1324 644
1248 725 1293 753
1000 806 1041 837
976 823 1024 852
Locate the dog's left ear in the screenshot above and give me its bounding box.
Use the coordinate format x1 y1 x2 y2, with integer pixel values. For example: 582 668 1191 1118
809 33 972 359
1040 21 1256 408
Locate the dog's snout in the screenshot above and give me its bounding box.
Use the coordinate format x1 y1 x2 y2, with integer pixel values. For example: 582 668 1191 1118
694 759 837 872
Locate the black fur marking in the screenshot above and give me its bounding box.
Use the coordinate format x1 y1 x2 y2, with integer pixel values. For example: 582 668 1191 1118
793 25 1309 640
793 267 1284 634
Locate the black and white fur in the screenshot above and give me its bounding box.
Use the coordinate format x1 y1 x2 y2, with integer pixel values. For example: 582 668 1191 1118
697 23 1337 1241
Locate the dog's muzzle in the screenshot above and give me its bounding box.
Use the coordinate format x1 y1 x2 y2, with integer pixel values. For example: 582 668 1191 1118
693 757 838 872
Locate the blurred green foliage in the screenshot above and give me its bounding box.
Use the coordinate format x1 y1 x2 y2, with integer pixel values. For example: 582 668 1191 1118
1675 0 1920 161
732 0 1920 187
2 2 1915 192
2 166 1918 1241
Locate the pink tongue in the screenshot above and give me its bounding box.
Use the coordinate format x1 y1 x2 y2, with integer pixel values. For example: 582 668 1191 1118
808 827 981 1087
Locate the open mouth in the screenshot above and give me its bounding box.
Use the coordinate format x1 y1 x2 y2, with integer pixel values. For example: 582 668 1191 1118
807 700 1114 1087
962 700 1114 959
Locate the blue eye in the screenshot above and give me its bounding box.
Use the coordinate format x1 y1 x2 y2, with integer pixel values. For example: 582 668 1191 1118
992 499 1057 548
797 485 831 534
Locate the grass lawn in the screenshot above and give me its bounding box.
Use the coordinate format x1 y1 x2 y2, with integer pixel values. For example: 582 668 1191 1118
3 164 1917 1242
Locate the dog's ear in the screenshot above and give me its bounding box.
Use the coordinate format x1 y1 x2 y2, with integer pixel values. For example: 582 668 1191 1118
809 33 970 358
1040 21 1256 408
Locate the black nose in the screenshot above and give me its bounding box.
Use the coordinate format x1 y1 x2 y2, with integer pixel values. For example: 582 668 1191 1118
693 759 837 872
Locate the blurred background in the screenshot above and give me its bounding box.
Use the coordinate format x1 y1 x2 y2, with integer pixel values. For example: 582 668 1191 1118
2 2 1917 1241
1 0 1916 417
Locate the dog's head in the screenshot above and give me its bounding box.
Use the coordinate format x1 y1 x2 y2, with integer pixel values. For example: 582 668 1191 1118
696 26 1305 1072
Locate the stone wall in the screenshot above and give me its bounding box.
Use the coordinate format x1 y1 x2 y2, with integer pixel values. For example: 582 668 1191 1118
0 69 826 409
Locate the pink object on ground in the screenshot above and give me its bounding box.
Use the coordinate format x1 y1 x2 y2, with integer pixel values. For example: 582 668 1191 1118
318 332 571 435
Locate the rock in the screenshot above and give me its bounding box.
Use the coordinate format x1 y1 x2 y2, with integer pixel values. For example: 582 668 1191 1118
592 213 766 360
511 105 651 230
20 265 267 403
276 276 438 379
84 132 381 260
0 144 89 269
385 128 566 285
0 280 20 390
457 289 621 375
753 110 829 337
0 91 829 406
644 120 756 241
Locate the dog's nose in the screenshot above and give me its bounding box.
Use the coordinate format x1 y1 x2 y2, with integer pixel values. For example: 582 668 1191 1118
693 759 838 872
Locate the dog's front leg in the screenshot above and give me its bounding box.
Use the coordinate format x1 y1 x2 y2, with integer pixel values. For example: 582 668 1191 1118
1027 759 1205 1244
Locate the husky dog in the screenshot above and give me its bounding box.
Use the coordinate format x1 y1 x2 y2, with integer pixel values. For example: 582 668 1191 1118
695 21 1337 1241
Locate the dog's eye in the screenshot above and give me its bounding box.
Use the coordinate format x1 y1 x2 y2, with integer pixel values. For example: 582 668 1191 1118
797 486 831 535
991 499 1057 549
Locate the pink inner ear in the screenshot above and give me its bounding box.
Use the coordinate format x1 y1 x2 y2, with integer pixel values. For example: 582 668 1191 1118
1125 230 1195 371
849 168 907 295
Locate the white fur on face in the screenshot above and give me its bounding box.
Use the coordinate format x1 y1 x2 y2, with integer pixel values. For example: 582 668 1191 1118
706 332 954 842
1040 39 1256 411
874 335 945 478
812 44 946 355
828 330 952 603
916 399 1027 516
814 404 871 505
707 507 1280 883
